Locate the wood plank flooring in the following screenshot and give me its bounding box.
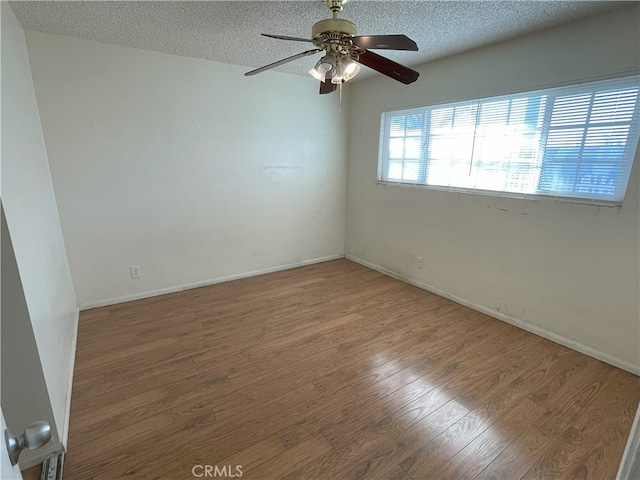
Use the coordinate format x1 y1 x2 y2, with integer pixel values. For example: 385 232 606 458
63 259 639 480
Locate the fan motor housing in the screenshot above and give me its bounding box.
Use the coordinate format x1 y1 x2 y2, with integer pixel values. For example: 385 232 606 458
312 18 356 39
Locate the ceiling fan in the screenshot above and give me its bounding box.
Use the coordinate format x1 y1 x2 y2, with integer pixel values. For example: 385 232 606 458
244 0 420 94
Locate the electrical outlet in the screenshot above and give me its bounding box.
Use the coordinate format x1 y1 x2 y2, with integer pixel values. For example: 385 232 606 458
416 256 424 269
130 265 141 278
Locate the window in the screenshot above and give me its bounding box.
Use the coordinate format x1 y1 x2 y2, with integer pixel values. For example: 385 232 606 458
378 76 640 205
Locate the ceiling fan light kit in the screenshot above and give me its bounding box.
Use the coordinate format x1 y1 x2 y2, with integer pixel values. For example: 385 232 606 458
244 0 420 94
331 57 360 84
309 54 337 81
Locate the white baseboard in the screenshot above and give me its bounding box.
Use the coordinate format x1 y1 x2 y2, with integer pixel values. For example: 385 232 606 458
618 403 640 480
78 255 344 311
346 254 639 376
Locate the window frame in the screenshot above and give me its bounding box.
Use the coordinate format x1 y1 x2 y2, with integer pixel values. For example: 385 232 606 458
377 75 640 207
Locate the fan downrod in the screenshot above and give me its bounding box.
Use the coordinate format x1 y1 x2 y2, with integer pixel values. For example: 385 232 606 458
323 0 346 16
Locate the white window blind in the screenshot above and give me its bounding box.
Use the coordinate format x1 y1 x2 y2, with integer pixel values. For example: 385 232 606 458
378 76 640 205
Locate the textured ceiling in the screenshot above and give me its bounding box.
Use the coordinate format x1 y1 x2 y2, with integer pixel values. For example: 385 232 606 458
10 1 627 81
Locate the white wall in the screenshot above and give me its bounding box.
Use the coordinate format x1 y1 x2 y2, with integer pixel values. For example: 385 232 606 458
1 2 78 452
24 32 348 308
346 5 640 371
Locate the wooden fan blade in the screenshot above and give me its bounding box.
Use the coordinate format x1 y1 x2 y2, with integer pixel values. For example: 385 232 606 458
352 35 418 51
355 50 419 85
244 49 322 76
262 33 316 43
319 80 337 94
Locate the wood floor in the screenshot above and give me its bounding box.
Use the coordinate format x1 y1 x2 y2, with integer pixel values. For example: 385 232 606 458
63 259 638 480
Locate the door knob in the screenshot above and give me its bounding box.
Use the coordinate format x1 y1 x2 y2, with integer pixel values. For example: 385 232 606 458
4 420 51 466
